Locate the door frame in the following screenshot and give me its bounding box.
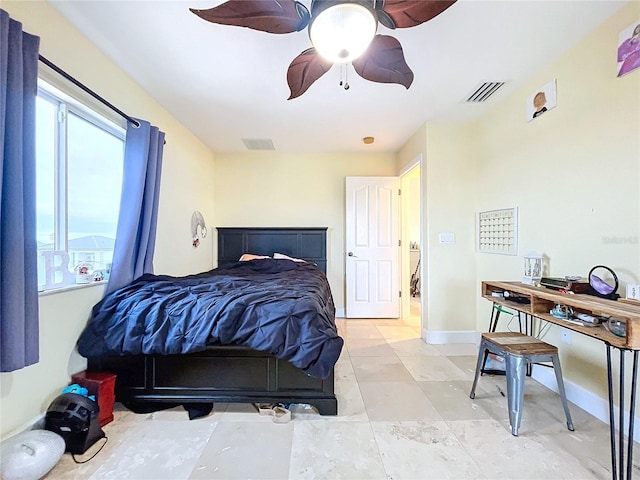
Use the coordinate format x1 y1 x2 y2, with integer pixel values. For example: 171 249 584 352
399 155 423 325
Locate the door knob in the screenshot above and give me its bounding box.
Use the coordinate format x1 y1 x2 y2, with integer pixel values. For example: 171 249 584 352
348 252 358 257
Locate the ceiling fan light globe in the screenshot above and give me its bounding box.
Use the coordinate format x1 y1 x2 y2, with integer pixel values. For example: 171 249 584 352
309 3 377 64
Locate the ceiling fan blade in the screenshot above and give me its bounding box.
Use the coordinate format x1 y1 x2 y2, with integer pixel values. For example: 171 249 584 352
379 0 456 29
190 0 310 34
287 48 333 100
352 35 413 89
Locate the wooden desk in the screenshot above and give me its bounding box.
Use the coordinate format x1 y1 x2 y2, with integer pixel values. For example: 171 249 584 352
482 281 640 349
482 281 640 480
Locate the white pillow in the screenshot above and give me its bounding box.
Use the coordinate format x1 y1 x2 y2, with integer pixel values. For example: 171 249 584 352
273 252 306 263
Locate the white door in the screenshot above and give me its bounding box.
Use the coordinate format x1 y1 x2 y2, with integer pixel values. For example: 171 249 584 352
345 176 400 318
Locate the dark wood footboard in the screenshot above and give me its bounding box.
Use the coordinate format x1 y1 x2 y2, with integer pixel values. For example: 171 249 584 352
88 345 337 415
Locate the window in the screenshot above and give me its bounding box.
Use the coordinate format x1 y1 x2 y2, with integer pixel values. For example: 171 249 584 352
36 82 125 292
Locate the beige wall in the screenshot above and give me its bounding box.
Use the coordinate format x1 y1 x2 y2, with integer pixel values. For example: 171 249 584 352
396 124 427 172
212 152 397 309
471 1 640 399
393 2 639 408
407 2 639 400
424 121 480 333
1 2 216 437
407 173 421 245
397 121 479 334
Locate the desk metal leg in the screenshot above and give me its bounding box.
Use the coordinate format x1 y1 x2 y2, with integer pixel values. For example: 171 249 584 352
526 313 534 376
627 352 638 480
621 349 626 480
482 304 505 375
488 303 529 334
488 303 502 332
606 345 639 480
608 346 619 479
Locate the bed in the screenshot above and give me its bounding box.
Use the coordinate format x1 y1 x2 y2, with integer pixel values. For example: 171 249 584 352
82 227 341 415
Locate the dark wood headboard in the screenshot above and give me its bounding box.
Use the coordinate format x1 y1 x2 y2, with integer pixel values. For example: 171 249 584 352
217 227 328 273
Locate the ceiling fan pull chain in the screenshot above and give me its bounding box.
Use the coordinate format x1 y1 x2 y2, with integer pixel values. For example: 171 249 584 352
344 64 350 90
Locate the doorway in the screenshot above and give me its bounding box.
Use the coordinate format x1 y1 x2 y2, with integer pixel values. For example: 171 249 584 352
400 158 422 330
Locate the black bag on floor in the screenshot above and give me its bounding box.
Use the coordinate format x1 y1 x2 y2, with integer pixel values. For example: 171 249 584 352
44 393 105 454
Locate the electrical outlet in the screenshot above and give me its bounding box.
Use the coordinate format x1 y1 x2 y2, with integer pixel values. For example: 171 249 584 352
561 329 572 344
627 284 640 300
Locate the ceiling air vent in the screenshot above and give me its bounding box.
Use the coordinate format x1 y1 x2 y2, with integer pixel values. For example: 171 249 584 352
242 138 275 151
465 82 506 103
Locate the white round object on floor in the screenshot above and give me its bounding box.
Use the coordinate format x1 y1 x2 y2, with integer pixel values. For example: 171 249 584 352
0 429 65 480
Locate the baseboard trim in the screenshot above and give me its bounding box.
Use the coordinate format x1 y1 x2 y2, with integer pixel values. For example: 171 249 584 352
1 414 45 441
532 363 640 442
335 308 345 318
424 329 480 344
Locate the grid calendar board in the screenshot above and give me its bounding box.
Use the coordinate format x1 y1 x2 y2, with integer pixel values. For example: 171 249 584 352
477 207 518 255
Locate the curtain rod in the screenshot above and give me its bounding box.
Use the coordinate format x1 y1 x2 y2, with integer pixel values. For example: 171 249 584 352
38 54 141 128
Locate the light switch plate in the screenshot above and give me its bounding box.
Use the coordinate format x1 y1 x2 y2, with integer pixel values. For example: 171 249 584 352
439 233 455 245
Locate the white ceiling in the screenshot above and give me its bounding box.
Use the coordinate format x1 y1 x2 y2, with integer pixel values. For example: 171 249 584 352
49 0 628 154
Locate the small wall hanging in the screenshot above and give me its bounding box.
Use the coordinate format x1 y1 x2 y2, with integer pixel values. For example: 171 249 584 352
191 211 207 247
617 20 640 77
526 79 557 122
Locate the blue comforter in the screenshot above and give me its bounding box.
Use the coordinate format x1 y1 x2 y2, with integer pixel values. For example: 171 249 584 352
77 259 343 379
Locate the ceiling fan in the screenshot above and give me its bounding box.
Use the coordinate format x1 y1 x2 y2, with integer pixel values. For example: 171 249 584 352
190 0 457 99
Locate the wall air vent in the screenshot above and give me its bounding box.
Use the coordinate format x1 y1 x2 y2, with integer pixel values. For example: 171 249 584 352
465 82 506 103
242 138 275 151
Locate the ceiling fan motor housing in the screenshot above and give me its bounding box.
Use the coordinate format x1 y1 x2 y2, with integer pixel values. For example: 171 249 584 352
309 0 396 29
310 0 377 17
309 0 379 63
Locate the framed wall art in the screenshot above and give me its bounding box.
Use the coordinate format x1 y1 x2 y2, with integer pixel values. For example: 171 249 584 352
526 79 557 122
477 207 518 255
617 20 640 77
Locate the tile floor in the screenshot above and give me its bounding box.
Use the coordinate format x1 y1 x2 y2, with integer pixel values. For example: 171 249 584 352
47 311 631 479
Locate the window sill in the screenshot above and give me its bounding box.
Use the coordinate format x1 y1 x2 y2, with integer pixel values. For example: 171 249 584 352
38 280 107 297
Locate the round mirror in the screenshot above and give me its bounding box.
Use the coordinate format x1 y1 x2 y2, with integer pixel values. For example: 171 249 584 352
588 265 618 296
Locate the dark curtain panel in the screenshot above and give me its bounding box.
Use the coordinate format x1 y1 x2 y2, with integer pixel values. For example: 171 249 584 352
106 119 164 294
0 9 41 372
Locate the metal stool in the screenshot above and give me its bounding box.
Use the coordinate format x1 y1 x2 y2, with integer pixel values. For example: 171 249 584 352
470 332 574 436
